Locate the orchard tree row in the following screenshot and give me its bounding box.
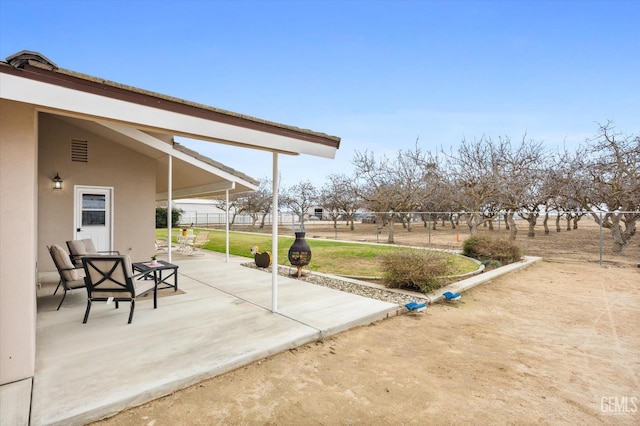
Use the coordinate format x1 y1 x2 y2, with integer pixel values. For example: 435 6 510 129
218 122 639 254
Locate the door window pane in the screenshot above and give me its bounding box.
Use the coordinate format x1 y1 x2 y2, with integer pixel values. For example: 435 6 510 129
82 194 106 226
82 194 105 209
82 211 106 225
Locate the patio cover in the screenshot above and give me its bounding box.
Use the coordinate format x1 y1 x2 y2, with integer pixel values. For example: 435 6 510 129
49 114 260 198
1 50 341 314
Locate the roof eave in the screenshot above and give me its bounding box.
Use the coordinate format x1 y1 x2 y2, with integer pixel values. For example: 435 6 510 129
0 60 341 155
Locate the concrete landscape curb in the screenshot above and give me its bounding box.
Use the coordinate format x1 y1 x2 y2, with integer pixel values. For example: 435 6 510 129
424 255 543 304
298 255 542 312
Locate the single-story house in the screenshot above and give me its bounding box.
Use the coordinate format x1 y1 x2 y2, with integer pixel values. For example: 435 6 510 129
0 50 340 420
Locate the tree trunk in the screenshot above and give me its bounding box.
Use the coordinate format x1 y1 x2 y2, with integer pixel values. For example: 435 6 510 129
555 214 561 232
506 211 517 240
466 213 479 235
526 213 537 238
543 212 550 235
387 215 396 244
607 213 637 254
591 211 638 254
566 216 572 231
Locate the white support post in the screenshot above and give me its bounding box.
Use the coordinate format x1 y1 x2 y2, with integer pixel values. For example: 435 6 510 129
167 155 173 263
225 189 230 263
271 152 279 313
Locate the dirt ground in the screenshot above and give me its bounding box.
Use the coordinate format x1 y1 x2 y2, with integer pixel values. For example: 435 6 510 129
94 219 640 425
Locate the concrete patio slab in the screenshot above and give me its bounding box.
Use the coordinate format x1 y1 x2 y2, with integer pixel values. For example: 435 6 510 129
29 251 399 425
0 378 31 426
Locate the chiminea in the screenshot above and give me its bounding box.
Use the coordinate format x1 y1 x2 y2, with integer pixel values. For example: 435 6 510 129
288 231 312 278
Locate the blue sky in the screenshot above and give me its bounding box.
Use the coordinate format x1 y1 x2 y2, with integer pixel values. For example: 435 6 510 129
1 0 638 187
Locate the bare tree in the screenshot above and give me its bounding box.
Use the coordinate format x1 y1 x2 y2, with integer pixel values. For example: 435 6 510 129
394 143 441 232
282 180 318 231
544 147 591 233
496 135 550 239
573 122 640 254
442 136 505 235
352 150 399 243
353 143 435 243
226 179 271 231
417 181 459 231
213 193 244 228
255 179 273 229
319 173 362 230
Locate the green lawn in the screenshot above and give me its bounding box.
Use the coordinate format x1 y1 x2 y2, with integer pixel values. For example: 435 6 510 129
156 228 478 277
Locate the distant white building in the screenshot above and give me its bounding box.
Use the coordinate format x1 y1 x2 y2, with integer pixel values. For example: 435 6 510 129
172 199 228 226
172 198 304 227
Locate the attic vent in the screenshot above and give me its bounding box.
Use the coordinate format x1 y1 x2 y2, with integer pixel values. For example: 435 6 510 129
71 140 88 163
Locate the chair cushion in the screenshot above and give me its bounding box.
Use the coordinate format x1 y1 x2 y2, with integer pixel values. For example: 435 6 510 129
82 238 98 254
66 278 86 290
85 256 126 285
122 255 134 277
133 278 156 297
84 255 137 297
51 244 84 281
67 240 89 256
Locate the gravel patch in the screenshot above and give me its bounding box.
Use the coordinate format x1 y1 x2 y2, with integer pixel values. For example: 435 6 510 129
242 262 429 307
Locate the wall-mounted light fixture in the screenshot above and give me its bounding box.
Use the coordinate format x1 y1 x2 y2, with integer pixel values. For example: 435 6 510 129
52 172 63 190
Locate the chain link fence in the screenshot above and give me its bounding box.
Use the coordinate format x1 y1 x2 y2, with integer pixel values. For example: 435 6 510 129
180 210 639 266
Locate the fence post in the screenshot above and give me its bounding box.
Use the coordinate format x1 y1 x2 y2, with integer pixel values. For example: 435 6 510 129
599 211 603 266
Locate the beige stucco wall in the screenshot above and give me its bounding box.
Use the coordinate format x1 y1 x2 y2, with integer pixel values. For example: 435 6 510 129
0 99 37 385
1 105 158 387
38 113 156 272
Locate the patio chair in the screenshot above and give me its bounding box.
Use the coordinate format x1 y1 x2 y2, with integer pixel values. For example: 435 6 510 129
176 234 194 254
184 232 209 256
155 238 169 253
48 244 86 310
67 239 120 268
81 255 156 324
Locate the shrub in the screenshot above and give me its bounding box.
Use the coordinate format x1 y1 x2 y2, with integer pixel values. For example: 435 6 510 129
481 259 502 271
462 235 522 264
155 207 183 228
380 250 454 293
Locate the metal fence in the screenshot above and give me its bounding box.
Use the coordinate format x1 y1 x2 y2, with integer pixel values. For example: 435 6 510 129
180 210 639 266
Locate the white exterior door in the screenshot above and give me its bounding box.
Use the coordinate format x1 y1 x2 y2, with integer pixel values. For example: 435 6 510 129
74 186 113 252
